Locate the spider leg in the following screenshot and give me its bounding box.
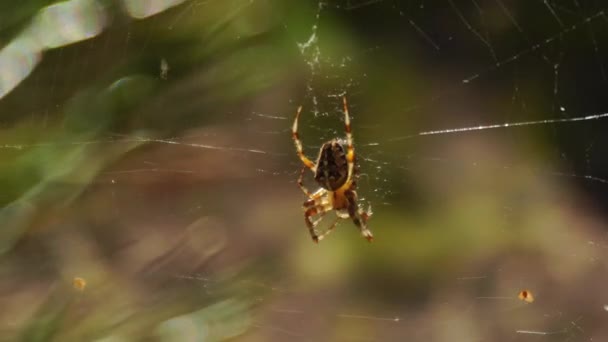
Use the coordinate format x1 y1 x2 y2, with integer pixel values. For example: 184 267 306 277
359 203 373 223
297 166 314 197
305 200 341 243
311 214 326 227
292 105 316 171
303 188 327 208
304 205 328 243
342 97 355 181
316 217 340 242
345 189 373 242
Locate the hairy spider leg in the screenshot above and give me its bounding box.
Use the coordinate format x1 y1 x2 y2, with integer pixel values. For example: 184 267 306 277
351 157 373 226
346 189 374 242
342 97 355 181
360 204 373 223
297 166 314 197
342 97 373 242
292 105 316 171
316 217 340 242
304 205 326 243
304 199 340 243
302 189 329 243
303 187 327 208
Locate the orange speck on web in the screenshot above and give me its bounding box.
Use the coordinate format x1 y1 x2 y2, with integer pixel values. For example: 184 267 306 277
73 277 86 291
518 290 534 303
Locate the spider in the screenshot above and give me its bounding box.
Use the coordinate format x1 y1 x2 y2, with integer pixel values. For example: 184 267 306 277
292 97 373 243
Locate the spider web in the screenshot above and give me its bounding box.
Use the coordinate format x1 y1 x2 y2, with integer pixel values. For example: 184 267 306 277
1 0 608 341
239 2 608 341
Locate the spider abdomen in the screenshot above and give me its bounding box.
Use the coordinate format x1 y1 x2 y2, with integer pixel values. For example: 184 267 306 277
314 139 349 190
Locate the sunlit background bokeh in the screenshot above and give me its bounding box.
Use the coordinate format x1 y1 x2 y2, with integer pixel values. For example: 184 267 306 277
1 0 608 341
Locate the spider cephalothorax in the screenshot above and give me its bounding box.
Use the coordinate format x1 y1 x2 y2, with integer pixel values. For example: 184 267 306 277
292 97 373 243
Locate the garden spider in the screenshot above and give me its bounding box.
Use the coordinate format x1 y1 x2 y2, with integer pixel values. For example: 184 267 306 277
292 97 373 243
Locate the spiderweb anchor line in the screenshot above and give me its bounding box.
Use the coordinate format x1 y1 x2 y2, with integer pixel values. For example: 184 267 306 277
386 112 608 142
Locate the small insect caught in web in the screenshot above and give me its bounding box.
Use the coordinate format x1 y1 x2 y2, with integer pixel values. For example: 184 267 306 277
291 96 373 243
